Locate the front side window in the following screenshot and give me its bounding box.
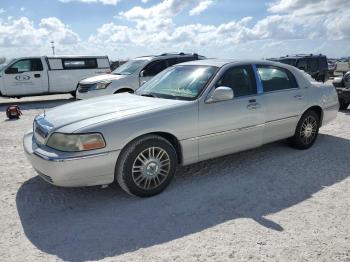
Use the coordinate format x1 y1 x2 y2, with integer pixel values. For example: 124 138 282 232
113 59 148 75
10 60 31 73
257 65 297 92
7 59 43 73
215 65 257 97
136 65 217 100
142 60 168 77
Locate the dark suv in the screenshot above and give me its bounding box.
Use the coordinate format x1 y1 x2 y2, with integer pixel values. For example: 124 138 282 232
269 54 329 82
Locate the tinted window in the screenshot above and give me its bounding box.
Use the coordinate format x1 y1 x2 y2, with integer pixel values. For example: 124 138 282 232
216 65 257 97
178 56 198 63
62 58 97 69
319 57 328 70
257 66 297 92
167 58 179 66
143 60 167 76
308 58 318 72
296 59 307 70
31 59 43 71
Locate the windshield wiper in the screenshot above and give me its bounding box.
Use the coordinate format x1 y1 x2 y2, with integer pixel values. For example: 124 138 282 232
140 92 158 98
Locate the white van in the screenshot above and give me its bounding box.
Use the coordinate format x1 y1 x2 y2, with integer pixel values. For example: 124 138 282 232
0 56 110 98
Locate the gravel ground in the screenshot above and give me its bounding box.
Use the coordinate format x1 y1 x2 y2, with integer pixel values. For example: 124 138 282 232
0 94 349 262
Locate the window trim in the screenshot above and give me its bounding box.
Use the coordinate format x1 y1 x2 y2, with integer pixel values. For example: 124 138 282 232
213 64 258 98
255 64 299 94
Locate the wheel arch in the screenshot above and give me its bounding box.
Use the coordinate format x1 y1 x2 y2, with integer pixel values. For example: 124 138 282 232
113 87 134 94
302 105 323 126
118 132 183 165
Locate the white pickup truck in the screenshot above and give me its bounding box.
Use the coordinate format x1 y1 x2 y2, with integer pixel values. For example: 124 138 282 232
0 56 110 98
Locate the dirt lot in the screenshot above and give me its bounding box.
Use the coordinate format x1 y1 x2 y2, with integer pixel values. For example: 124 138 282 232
0 94 349 262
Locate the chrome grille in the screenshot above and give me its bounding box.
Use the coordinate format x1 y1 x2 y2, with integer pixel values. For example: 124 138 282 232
33 116 53 146
78 84 94 93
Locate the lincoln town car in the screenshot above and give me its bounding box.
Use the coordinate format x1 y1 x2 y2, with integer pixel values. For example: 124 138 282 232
23 60 339 197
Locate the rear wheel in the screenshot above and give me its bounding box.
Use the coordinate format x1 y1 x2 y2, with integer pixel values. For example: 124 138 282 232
70 91 76 98
288 110 320 150
115 135 177 197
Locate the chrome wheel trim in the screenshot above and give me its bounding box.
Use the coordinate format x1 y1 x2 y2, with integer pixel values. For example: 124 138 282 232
300 116 317 144
132 147 171 190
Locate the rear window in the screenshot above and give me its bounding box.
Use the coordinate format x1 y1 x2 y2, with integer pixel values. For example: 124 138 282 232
257 65 298 92
62 58 97 70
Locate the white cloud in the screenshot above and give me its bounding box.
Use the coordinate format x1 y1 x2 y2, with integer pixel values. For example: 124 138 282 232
189 0 213 16
20 7 25 12
59 0 120 5
0 9 5 14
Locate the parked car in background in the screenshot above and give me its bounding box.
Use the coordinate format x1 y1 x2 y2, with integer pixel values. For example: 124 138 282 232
335 60 350 75
333 71 350 110
24 59 338 197
269 54 329 82
0 56 110 98
76 52 205 100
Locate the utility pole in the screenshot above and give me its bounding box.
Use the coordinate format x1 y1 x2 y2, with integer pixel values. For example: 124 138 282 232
50 41 55 56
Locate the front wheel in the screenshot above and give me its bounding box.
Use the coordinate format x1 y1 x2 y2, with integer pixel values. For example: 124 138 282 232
288 110 320 150
115 135 178 197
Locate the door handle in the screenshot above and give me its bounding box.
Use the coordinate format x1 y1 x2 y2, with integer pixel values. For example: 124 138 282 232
294 94 303 100
34 74 41 78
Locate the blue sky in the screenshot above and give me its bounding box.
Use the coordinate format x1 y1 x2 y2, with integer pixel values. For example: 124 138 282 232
0 0 349 60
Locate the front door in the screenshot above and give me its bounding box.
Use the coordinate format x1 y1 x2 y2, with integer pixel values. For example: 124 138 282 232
198 65 265 161
3 58 46 96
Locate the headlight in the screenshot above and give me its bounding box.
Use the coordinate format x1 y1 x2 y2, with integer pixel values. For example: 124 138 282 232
47 133 106 152
95 81 111 90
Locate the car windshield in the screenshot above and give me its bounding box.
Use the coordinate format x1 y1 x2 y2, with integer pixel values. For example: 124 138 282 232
136 65 217 100
112 59 148 75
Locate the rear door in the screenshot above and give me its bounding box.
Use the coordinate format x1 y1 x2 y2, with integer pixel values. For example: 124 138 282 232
256 65 307 143
3 58 46 96
198 64 265 161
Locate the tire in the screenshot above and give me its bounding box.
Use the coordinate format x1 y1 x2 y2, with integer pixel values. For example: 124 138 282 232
70 91 76 98
115 135 178 197
288 110 320 150
339 99 349 110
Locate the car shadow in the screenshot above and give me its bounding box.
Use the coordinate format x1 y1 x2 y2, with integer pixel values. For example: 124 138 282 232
0 97 75 112
16 134 350 262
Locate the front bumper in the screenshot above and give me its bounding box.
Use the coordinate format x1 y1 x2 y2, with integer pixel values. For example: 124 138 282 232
23 131 120 187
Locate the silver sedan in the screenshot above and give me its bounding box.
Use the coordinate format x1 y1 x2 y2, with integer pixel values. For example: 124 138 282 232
23 59 339 197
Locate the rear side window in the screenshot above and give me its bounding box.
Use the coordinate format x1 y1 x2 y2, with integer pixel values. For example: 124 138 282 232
257 65 298 92
216 65 257 97
62 58 97 70
308 58 318 72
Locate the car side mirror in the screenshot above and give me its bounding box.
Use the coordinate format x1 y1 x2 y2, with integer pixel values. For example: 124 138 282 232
140 70 147 77
207 86 234 103
5 67 19 74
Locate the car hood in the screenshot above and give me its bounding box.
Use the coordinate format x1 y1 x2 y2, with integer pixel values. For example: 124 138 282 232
80 74 128 84
39 93 189 132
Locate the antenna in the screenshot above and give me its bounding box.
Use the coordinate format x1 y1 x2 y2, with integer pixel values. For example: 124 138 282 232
50 41 55 56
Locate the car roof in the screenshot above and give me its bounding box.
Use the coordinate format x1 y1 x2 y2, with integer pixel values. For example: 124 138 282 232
176 59 292 68
134 53 204 61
